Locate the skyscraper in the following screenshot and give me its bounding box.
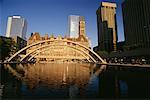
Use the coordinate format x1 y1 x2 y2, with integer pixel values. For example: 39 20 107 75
6 16 27 40
68 15 79 38
68 15 87 38
97 2 117 52
0 1 2 34
122 0 150 49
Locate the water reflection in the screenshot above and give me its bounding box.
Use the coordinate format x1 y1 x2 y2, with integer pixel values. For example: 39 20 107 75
85 65 105 98
23 63 89 89
20 63 104 98
1 63 150 99
119 80 128 97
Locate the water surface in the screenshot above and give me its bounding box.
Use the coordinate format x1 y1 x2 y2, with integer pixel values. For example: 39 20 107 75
0 63 150 99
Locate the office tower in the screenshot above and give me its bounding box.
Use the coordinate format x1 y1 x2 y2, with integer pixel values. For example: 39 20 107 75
122 0 150 49
0 16 1 35
68 15 80 38
97 2 117 52
68 15 87 38
6 16 27 40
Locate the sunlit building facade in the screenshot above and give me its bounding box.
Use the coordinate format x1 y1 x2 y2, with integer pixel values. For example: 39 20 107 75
27 15 90 62
97 2 118 52
6 16 27 40
27 32 90 62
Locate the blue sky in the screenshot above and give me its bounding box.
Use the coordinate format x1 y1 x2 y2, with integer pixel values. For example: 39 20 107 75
0 0 124 48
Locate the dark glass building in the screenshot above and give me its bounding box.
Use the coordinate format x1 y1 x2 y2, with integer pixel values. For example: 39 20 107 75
122 0 150 50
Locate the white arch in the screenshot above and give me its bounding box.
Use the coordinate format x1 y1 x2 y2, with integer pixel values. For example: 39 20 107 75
6 39 107 64
24 44 94 62
20 44 95 62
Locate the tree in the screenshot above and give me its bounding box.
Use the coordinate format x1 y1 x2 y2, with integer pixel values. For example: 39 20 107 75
0 37 18 62
96 50 109 58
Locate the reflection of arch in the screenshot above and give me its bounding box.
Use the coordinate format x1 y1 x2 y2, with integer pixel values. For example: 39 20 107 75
6 39 107 64
27 45 94 62
4 64 23 80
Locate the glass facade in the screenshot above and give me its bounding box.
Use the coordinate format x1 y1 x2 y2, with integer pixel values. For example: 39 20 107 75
68 15 79 38
6 16 27 40
122 0 150 49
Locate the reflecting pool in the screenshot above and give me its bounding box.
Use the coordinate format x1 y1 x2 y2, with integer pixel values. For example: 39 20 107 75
0 63 150 99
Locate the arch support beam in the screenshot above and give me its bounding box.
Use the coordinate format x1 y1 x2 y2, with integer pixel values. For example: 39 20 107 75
24 44 94 62
6 39 107 64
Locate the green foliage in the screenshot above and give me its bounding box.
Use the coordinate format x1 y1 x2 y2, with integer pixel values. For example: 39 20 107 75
123 43 143 51
0 37 18 61
96 50 109 58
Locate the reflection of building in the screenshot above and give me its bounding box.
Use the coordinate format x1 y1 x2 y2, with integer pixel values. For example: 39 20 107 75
97 2 117 52
68 15 87 38
6 16 27 40
23 63 90 91
122 0 150 49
